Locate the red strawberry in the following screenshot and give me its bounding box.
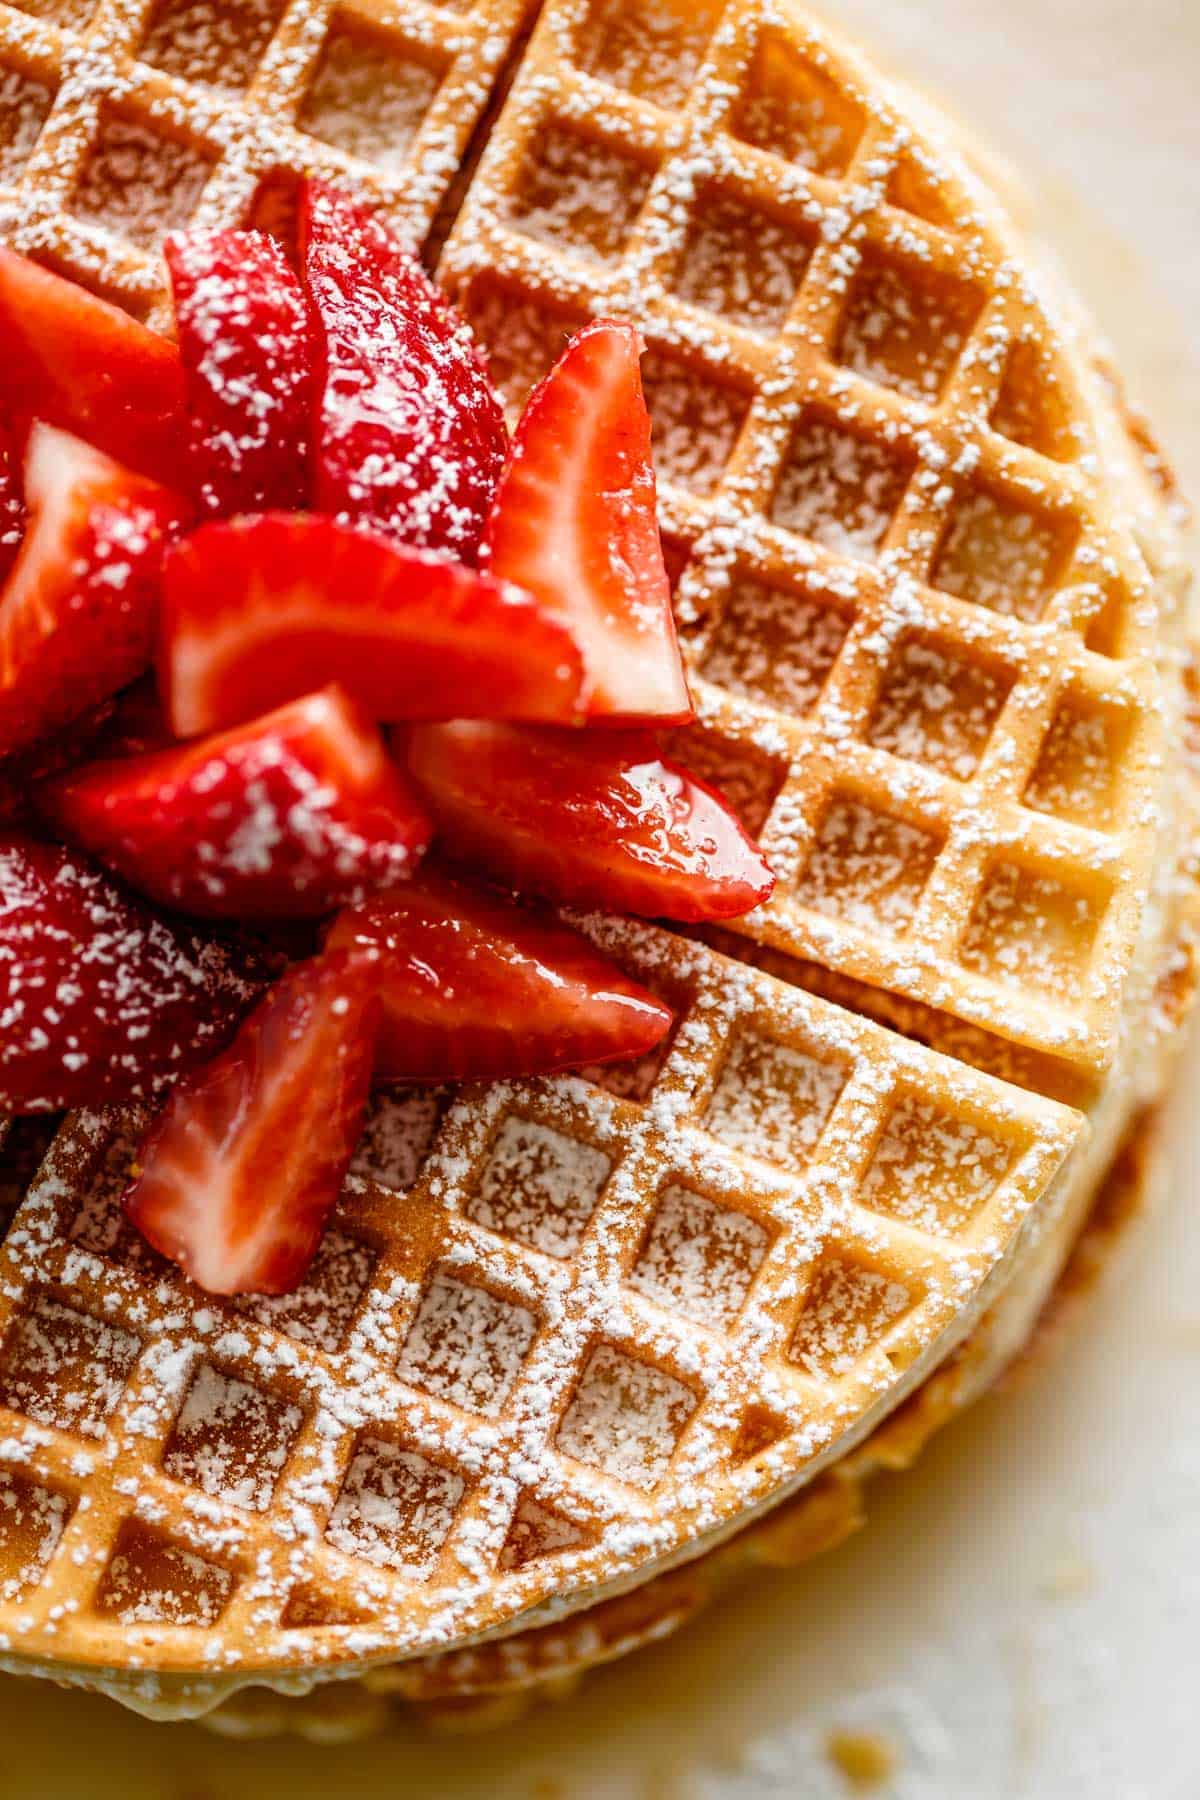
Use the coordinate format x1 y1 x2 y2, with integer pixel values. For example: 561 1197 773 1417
165 227 312 517
0 832 264 1113
0 420 24 584
301 182 507 559
0 425 189 759
161 512 586 736
0 245 185 479
327 866 673 1082
406 722 776 922
40 686 431 921
483 320 692 725
124 949 379 1295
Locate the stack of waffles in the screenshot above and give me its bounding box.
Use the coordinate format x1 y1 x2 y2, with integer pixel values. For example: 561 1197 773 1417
0 0 1195 1734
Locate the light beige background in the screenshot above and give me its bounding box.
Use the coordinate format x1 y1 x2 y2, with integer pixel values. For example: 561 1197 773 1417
3 2 1198 1794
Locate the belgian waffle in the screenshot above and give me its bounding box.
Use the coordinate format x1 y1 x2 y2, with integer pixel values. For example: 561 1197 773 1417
0 0 1193 1727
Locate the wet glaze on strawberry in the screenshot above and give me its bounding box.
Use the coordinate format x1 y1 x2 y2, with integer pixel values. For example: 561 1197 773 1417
407 722 777 922
328 867 673 1082
0 832 263 1113
0 245 186 480
166 227 313 517
301 182 508 559
0 425 189 759
0 419 24 585
484 319 692 725
40 686 431 920
160 512 586 736
125 948 379 1295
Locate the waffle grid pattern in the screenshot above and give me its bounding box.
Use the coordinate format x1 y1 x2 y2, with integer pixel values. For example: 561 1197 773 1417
440 0 1165 1079
0 0 534 327
0 922 1081 1674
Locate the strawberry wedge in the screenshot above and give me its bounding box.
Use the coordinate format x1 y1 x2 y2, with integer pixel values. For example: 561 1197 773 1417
406 722 776 922
0 832 263 1113
160 512 586 736
40 686 431 920
0 245 185 479
0 425 189 759
166 227 313 516
124 949 379 1295
327 867 673 1082
483 320 692 725
301 182 507 559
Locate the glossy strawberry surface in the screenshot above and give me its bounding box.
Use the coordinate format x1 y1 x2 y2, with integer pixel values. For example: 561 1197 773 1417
407 721 776 923
328 866 673 1082
302 182 507 559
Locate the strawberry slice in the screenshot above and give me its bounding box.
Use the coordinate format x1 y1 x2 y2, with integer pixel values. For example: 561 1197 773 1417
482 320 692 725
406 722 776 922
0 424 189 760
301 182 507 559
161 512 586 736
0 245 185 479
327 866 673 1082
0 832 264 1113
165 227 312 517
124 949 379 1295
0 420 24 585
40 685 431 921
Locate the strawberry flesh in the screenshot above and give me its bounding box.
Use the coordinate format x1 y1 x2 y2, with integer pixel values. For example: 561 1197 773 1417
124 949 379 1295
166 227 313 517
407 721 777 923
40 685 431 920
161 511 586 736
0 245 185 479
484 319 691 724
0 425 189 760
0 831 264 1113
0 420 24 584
301 182 507 559
327 866 674 1082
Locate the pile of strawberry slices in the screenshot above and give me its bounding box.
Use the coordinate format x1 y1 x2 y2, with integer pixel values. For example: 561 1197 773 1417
0 182 775 1298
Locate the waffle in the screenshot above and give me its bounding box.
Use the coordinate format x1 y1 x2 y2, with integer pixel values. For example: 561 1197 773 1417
0 0 1192 1726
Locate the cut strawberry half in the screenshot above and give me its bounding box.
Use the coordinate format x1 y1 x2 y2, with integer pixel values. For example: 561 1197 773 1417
0 831 264 1113
301 182 507 559
406 722 777 922
124 949 379 1295
0 246 185 479
0 419 24 585
327 866 674 1083
0 424 189 760
482 320 692 725
166 227 313 517
161 512 586 736
40 685 431 921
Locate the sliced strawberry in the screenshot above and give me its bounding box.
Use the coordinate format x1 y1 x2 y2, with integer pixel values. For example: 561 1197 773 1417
327 866 673 1082
40 685 431 921
165 227 312 517
301 182 507 559
406 722 776 922
0 419 24 585
482 320 692 725
0 831 264 1113
124 949 379 1295
0 425 189 760
161 512 586 736
0 246 185 478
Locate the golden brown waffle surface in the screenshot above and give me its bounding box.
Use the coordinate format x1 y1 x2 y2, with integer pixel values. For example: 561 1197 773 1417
0 0 1188 1714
